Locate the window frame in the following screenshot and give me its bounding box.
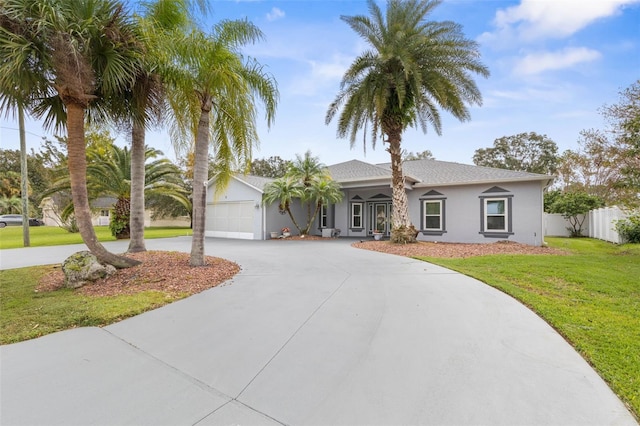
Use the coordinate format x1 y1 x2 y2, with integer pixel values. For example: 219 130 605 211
419 197 446 235
350 202 364 230
479 195 514 237
320 204 328 228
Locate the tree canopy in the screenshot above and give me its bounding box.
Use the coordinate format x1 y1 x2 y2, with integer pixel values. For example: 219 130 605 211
250 156 291 178
402 150 434 161
556 80 640 207
473 132 559 175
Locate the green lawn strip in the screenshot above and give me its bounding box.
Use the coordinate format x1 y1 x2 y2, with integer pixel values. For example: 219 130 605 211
0 266 188 344
416 238 640 418
0 226 192 249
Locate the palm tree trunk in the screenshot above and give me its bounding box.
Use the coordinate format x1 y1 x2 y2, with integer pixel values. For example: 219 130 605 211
286 205 304 234
66 102 140 268
190 106 210 266
128 120 146 252
303 203 322 235
387 131 416 243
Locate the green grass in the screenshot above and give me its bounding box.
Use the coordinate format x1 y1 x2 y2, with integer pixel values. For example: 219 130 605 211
416 237 640 418
0 265 188 344
0 226 192 249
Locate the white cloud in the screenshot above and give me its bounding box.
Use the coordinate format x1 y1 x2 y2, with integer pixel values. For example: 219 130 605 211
480 0 640 44
289 54 353 96
514 47 602 75
266 7 285 22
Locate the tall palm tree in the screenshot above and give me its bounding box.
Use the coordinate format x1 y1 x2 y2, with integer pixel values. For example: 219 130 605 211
164 21 278 266
326 0 489 243
0 0 143 267
124 0 207 253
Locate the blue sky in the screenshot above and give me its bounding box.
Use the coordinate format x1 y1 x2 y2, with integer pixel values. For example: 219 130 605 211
1 0 639 167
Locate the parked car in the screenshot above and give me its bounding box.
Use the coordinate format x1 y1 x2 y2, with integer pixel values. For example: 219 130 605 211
0 215 44 228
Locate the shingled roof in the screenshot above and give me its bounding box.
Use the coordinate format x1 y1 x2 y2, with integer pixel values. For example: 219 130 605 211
233 174 274 192
387 159 552 187
231 159 552 192
329 158 551 187
328 160 391 181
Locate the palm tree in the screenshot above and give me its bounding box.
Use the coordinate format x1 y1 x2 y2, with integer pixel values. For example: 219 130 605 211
124 0 207 253
0 196 22 214
263 152 343 235
303 177 343 235
287 151 342 234
164 21 278 266
262 177 304 232
87 145 190 239
1 0 143 267
45 144 190 238
326 0 489 243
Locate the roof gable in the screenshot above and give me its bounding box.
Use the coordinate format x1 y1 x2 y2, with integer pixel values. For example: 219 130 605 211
208 174 274 193
328 159 392 181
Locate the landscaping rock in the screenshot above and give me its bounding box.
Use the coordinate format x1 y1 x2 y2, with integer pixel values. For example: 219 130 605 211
62 251 116 289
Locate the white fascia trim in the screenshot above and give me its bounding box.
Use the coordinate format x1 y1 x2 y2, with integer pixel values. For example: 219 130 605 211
412 176 553 188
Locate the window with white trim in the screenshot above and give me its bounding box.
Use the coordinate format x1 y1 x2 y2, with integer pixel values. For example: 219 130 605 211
350 202 363 229
423 200 443 230
100 209 110 217
320 205 328 228
484 198 507 231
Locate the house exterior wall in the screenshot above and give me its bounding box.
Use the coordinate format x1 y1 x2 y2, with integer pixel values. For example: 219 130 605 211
207 175 547 245
206 179 264 240
407 181 545 246
331 186 393 239
265 199 306 238
329 181 545 246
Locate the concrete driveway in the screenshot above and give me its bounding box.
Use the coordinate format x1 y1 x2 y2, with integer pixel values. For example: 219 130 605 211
1 237 636 425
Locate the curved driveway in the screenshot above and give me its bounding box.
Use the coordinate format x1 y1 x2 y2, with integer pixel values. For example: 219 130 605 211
1 237 636 425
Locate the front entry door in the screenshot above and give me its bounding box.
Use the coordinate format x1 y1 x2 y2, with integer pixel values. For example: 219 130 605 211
368 202 391 235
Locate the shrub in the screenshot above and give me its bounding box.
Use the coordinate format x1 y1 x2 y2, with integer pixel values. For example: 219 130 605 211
549 191 604 237
616 213 640 243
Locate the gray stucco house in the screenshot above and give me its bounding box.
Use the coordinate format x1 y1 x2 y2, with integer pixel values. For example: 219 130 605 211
206 158 553 246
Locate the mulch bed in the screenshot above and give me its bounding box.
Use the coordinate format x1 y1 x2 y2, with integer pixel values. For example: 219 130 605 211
352 240 566 258
36 251 240 297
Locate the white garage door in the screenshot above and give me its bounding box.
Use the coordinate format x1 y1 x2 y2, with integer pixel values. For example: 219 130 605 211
205 201 257 240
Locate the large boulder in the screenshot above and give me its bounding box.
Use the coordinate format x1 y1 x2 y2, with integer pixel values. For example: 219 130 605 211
62 251 116 289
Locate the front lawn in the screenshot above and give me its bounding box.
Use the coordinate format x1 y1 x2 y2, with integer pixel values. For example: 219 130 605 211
0 251 238 344
0 226 192 249
0 265 177 344
417 237 640 418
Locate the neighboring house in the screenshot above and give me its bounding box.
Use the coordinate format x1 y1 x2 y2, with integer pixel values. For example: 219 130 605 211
41 196 118 227
206 158 553 246
40 196 190 228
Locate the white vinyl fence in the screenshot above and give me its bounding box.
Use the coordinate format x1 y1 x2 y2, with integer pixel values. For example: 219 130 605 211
544 213 587 237
588 206 628 244
544 206 631 243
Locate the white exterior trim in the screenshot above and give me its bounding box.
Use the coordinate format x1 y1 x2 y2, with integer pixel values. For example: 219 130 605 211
205 230 254 240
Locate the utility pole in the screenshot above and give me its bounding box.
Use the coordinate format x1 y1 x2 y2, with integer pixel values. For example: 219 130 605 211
19 104 30 247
